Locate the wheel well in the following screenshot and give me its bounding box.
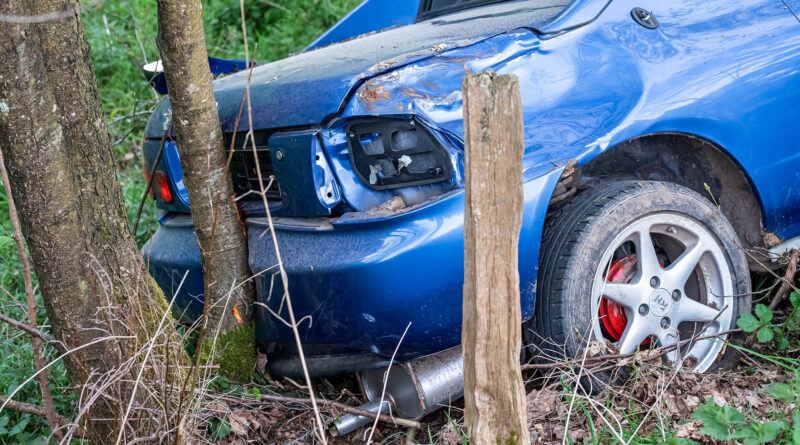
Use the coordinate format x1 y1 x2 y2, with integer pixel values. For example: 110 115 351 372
567 133 766 250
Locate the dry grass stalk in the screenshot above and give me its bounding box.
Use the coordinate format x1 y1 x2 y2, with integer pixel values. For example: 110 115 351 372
237 0 328 441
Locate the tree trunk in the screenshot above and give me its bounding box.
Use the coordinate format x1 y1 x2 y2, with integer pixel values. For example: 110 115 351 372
155 0 256 381
0 1 185 442
461 72 531 445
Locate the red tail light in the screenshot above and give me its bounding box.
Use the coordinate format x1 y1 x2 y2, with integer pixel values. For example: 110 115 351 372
154 171 173 203
143 159 155 200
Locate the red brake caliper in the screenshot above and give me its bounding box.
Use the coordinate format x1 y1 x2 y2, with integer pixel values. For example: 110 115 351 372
599 256 650 345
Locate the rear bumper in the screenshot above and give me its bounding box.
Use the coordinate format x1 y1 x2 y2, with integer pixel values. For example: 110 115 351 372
143 165 562 373
142 214 205 322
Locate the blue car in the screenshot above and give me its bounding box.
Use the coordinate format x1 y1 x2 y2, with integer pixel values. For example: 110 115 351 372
143 0 800 415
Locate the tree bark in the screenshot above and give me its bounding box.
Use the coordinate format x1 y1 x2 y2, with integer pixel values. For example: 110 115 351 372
461 72 531 445
0 1 185 442
155 0 256 380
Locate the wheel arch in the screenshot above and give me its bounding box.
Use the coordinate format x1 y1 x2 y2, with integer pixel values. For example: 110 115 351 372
556 132 768 253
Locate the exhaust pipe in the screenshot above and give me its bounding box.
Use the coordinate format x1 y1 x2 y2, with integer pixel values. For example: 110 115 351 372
333 346 463 435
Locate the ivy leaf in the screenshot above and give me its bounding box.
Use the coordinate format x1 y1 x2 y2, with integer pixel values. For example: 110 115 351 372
0 236 12 249
755 304 773 324
691 398 746 440
763 382 795 404
737 312 760 333
757 327 774 343
790 291 800 309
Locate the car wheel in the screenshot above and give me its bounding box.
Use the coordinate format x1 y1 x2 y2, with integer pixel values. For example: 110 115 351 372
527 181 751 374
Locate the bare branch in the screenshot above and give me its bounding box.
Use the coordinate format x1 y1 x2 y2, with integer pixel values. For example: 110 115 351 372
0 311 61 350
0 395 70 425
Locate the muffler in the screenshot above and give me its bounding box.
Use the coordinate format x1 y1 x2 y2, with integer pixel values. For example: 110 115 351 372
333 346 463 435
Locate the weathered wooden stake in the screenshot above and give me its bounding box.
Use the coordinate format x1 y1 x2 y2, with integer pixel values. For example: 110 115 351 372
462 71 531 445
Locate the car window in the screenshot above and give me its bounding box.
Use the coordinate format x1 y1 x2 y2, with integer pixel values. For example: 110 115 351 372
417 0 571 22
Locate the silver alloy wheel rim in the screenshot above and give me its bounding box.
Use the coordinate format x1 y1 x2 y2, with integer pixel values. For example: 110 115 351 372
590 213 734 372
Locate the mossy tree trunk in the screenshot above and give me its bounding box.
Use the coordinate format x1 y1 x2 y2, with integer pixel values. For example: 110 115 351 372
0 0 186 442
155 0 256 381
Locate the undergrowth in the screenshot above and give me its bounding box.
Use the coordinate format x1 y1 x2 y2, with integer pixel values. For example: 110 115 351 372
0 0 358 440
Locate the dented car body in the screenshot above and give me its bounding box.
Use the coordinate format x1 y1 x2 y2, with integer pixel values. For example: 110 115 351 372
143 0 800 378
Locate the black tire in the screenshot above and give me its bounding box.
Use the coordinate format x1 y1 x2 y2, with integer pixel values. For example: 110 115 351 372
525 181 751 376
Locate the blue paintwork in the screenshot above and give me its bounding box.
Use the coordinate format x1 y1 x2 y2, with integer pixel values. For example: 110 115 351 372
249 166 561 359
141 137 192 214
143 1 569 138
535 0 610 34
163 141 190 207
142 215 205 321
305 0 421 50
143 0 800 368
148 57 255 95
785 0 800 21
268 131 343 216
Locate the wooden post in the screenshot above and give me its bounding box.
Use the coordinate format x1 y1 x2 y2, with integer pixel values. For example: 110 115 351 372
462 72 531 445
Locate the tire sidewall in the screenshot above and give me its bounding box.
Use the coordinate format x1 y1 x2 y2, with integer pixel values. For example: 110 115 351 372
534 182 751 372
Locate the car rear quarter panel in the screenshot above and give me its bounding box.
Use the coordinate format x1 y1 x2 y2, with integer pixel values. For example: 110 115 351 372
344 0 800 238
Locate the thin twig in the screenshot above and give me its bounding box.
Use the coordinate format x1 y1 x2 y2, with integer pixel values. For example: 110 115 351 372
0 146 63 439
0 311 59 349
107 109 152 126
114 273 186 445
172 45 258 444
132 130 168 237
218 393 421 429
130 8 159 100
0 395 69 425
238 0 327 441
770 248 799 311
366 322 412 444
0 335 135 415
747 248 799 346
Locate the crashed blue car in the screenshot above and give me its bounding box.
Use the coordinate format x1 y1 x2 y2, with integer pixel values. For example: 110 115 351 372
143 0 800 420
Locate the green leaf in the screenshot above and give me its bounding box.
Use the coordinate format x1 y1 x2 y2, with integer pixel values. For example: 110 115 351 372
792 410 800 445
778 334 790 351
737 312 760 333
790 291 800 309
0 235 12 249
755 304 773 324
736 421 785 445
691 398 746 440
209 416 231 440
8 415 28 436
757 327 774 343
664 438 700 445
763 382 796 404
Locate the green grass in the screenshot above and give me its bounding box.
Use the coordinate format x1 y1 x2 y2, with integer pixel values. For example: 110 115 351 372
0 192 73 443
0 0 359 439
